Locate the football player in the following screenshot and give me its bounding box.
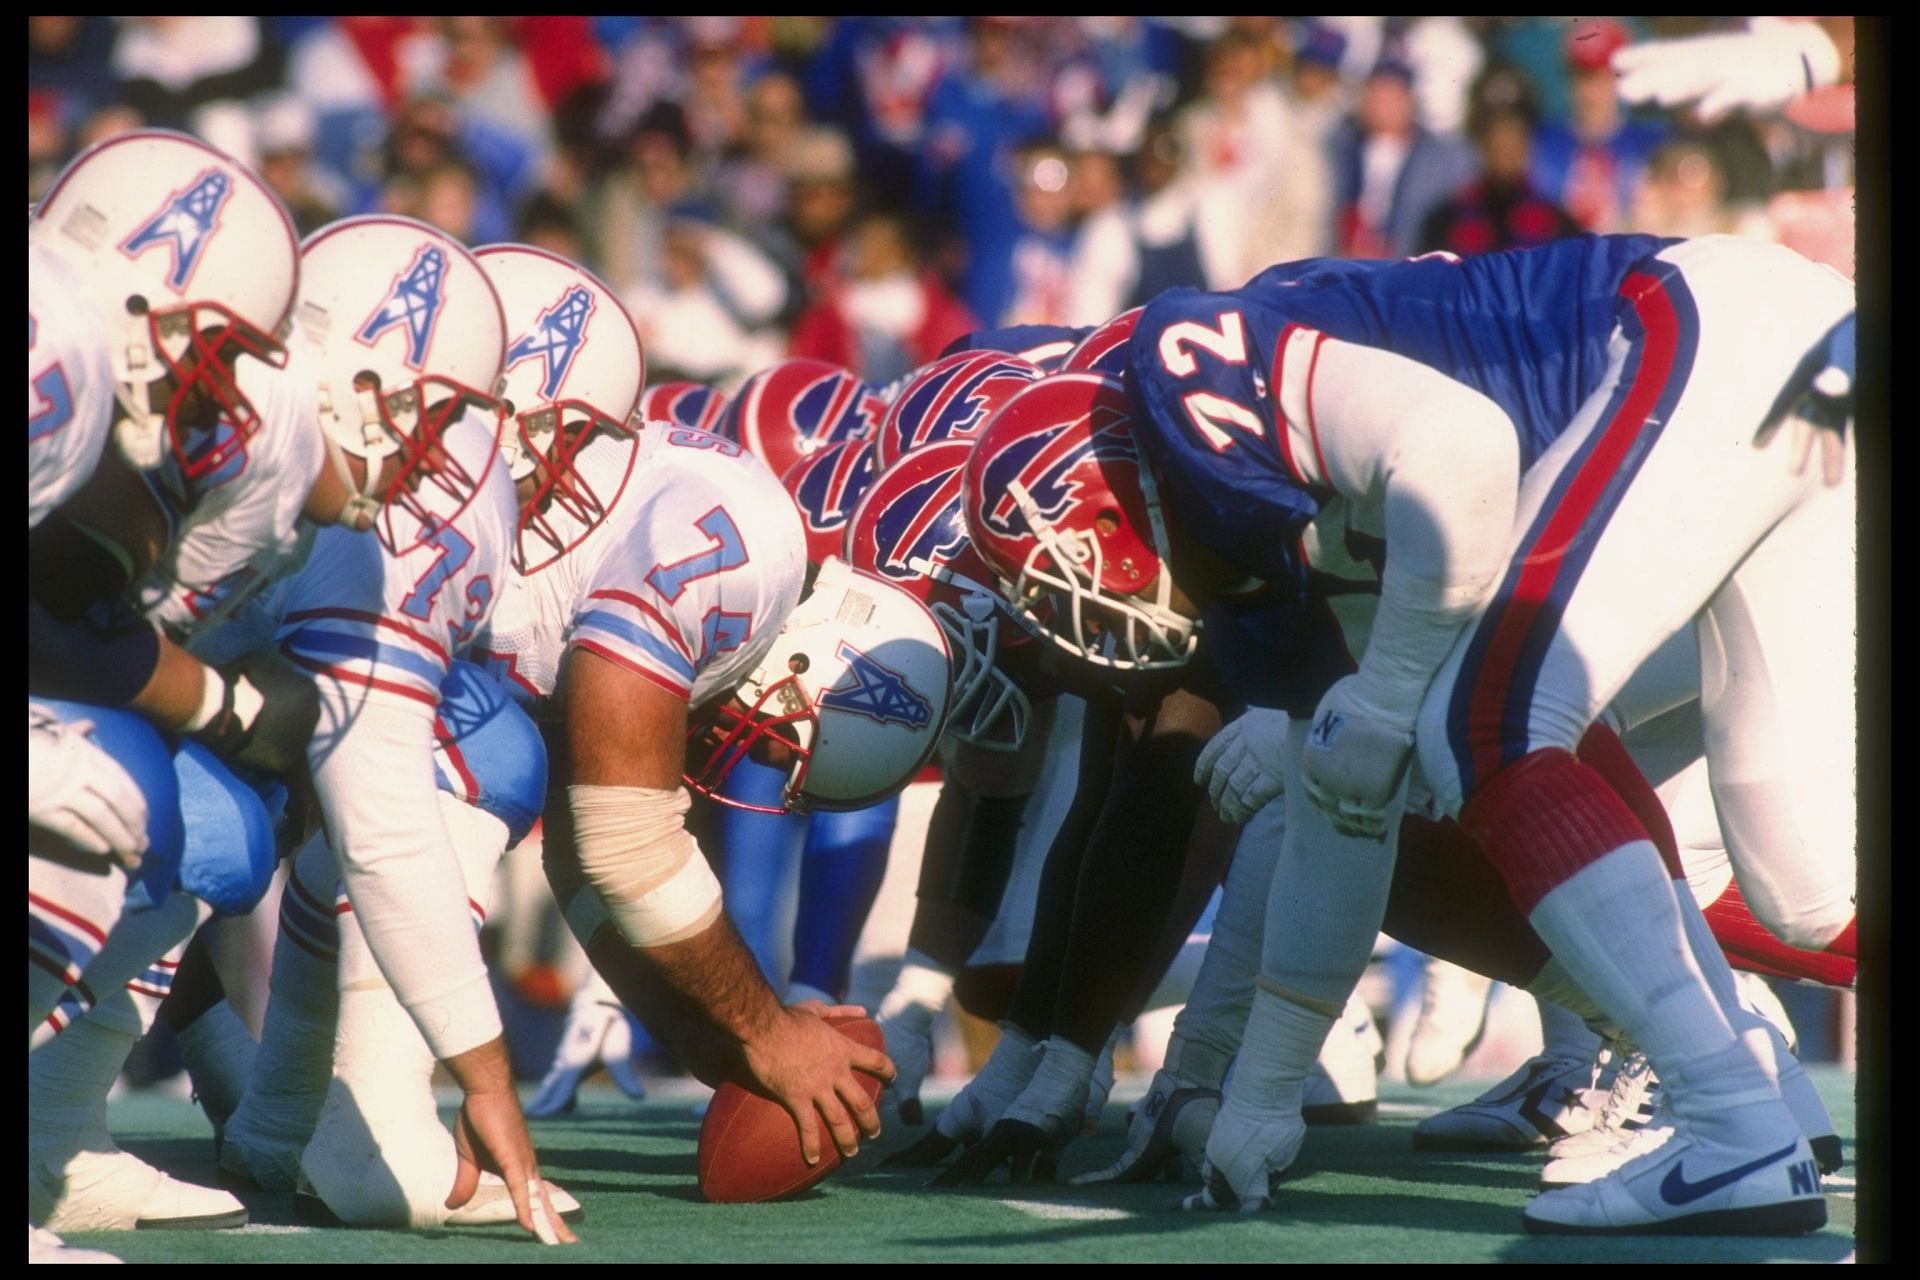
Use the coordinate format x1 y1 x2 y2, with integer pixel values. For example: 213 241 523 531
962 235 1853 1234
475 354 952 1166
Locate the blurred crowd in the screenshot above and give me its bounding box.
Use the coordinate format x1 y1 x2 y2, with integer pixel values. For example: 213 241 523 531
29 16 1856 391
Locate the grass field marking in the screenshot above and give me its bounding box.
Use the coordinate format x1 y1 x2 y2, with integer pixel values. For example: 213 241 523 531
233 1225 317 1236
1375 1102 1443 1117
998 1200 1134 1222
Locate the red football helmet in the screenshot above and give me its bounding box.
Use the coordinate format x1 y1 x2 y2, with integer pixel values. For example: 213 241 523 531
715 358 886 480
780 436 881 567
1060 306 1144 378
873 349 1043 468
638 380 729 433
963 372 1197 671
846 439 1038 750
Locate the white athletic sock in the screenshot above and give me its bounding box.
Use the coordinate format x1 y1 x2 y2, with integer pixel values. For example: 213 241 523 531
1223 985 1337 1118
936 1022 1040 1140
229 854 340 1153
1526 845 1765 1100
176 999 258 1129
1003 1036 1097 1134
1534 997 1603 1065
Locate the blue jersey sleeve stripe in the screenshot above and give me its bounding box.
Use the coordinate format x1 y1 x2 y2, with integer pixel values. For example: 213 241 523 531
573 609 699 682
283 629 448 689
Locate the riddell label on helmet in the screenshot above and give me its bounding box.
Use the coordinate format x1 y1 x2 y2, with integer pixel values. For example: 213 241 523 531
60 205 108 252
297 301 332 345
835 591 875 628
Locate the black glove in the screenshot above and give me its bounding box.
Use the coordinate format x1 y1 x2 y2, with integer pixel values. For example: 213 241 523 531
880 1126 964 1170
928 1120 1059 1188
192 650 320 780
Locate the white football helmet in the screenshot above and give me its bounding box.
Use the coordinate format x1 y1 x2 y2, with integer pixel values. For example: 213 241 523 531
295 216 507 553
687 557 954 813
28 128 300 476
474 243 646 573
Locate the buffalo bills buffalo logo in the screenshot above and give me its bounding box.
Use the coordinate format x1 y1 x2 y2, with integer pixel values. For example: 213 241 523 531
1063 307 1143 377
120 168 233 293
818 641 933 729
358 243 449 371
791 440 878 538
869 467 967 580
504 284 596 401
794 369 883 447
884 355 1037 461
977 402 1136 541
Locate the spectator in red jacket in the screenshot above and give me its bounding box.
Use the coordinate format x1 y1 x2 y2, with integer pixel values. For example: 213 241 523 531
789 208 977 384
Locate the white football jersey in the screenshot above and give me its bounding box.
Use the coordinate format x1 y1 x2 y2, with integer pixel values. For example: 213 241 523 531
477 426 806 711
201 410 516 703
28 241 116 529
135 333 329 644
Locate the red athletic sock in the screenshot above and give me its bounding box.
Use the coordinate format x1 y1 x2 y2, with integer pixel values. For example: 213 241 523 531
1461 748 1651 916
1701 880 1856 989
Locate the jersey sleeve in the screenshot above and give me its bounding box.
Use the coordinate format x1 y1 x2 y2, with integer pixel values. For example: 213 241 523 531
1127 288 1323 594
274 528 452 708
28 245 116 530
567 528 706 702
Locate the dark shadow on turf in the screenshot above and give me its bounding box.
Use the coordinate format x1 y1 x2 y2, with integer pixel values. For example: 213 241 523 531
534 1144 693 1178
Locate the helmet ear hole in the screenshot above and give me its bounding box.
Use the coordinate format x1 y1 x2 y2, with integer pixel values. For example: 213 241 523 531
1094 509 1121 536
788 653 810 675
126 294 150 317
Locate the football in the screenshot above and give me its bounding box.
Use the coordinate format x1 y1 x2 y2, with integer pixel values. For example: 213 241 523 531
697 1014 887 1204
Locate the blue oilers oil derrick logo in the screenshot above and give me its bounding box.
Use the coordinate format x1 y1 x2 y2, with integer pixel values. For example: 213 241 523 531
870 466 967 581
119 168 233 293
792 440 878 539
505 285 596 401
885 355 1038 460
818 640 933 729
357 244 449 371
978 400 1135 541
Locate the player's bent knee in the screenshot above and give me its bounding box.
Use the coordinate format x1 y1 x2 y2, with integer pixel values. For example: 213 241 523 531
38 699 186 908
1458 749 1653 916
569 785 723 948
302 1081 460 1229
173 742 278 916
434 661 548 847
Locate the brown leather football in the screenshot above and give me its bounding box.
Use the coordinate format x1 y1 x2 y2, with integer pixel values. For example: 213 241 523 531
696 1014 886 1204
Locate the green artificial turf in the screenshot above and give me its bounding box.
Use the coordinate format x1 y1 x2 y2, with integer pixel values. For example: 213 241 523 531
64 1069 1856 1263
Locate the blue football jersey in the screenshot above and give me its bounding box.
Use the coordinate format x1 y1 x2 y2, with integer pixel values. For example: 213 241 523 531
1132 234 1677 587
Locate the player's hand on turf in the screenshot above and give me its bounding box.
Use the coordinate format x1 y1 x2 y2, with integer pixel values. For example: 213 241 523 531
449 1086 577 1245
1071 1071 1218 1186
744 1005 893 1166
28 704 148 869
929 1119 1059 1187
1300 677 1413 842
526 994 647 1119
1194 709 1291 825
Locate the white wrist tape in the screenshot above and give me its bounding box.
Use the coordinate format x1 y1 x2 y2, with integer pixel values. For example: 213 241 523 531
568 784 723 948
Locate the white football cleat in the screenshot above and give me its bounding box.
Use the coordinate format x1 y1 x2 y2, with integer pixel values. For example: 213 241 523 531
28 1224 122 1264
525 988 647 1119
1546 1044 1658 1162
1303 991 1380 1125
1177 1103 1306 1213
1083 1038 1117 1133
1524 1102 1826 1237
294 1172 584 1228
1413 1053 1601 1151
217 1119 307 1193
1543 1097 1677 1188
33 1149 247 1233
1405 960 1495 1087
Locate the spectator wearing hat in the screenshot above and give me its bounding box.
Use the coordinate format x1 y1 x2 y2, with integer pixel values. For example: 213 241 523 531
774 127 864 302
254 96 344 236
1333 59 1477 259
1530 18 1668 232
789 209 976 384
1418 104 1581 257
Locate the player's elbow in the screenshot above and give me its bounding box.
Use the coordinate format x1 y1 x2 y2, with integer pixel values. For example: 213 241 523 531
1387 395 1518 592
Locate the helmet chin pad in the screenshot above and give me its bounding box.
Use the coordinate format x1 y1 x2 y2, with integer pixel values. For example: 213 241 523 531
683 682 819 815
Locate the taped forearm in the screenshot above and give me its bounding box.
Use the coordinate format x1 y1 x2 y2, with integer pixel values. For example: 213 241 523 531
568 784 724 948
307 684 501 1060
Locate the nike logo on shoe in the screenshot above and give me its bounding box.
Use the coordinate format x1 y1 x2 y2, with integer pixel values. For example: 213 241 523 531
1658 1142 1801 1205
